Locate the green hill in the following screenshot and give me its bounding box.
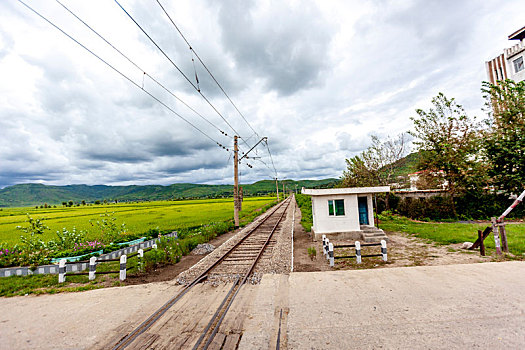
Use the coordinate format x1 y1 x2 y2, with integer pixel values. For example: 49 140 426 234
0 179 340 208
388 152 421 178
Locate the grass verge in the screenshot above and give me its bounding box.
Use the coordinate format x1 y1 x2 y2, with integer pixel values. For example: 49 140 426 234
379 213 525 256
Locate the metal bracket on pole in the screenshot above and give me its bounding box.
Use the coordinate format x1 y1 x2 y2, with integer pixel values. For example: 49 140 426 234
238 137 267 162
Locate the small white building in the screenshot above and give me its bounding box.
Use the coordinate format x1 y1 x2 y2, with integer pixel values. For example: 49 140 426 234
301 186 390 242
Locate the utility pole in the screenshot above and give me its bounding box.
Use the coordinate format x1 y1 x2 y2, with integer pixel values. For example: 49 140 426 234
282 183 285 199
275 177 279 201
234 136 239 228
233 135 268 227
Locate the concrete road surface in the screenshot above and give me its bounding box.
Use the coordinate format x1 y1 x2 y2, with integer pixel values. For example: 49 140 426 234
258 261 525 349
2 262 524 349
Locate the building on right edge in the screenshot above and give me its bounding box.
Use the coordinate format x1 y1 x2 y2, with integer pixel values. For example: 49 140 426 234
486 26 525 84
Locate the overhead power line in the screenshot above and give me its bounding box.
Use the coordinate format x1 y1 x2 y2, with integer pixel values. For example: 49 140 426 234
155 0 261 140
54 0 231 139
265 139 278 179
113 0 249 149
18 0 229 152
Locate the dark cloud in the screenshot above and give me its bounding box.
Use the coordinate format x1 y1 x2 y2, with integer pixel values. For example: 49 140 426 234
1 0 524 189
215 0 333 96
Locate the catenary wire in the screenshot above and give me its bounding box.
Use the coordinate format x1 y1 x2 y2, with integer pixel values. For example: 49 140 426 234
265 139 278 179
155 0 261 140
54 0 231 139
114 0 250 150
18 0 228 151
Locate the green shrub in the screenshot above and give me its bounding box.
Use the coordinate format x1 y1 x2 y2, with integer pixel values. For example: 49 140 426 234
307 246 316 260
295 194 313 232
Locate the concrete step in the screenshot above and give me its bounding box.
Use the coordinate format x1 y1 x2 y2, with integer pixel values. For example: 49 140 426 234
363 236 388 243
363 232 387 237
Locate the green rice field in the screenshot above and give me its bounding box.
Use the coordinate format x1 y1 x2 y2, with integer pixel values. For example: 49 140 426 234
0 197 276 245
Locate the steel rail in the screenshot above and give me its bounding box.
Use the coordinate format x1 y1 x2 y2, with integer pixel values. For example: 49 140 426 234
112 198 290 349
198 199 292 349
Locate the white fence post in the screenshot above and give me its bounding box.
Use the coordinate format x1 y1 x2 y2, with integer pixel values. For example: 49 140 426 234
322 235 327 257
89 256 97 280
381 240 387 262
329 242 334 267
120 255 127 281
138 249 144 272
58 259 66 283
355 241 362 264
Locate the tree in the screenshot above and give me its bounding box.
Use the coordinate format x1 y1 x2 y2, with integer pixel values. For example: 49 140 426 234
341 133 408 208
410 93 484 214
68 200 73 207
342 134 408 187
482 79 525 196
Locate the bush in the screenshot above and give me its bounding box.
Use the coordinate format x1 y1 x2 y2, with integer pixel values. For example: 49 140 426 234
295 194 313 232
143 236 201 271
307 246 316 260
386 192 525 221
54 227 86 250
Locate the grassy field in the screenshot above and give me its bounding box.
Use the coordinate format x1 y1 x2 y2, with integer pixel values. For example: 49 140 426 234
0 197 276 245
379 214 525 256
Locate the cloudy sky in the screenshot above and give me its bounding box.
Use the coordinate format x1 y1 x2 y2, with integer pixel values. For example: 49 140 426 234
0 0 524 188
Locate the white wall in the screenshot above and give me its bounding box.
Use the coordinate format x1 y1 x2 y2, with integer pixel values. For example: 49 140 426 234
506 42 525 83
367 194 375 227
311 194 360 233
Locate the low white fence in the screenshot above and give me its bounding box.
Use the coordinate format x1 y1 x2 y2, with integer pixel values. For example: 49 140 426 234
0 231 177 278
322 235 387 267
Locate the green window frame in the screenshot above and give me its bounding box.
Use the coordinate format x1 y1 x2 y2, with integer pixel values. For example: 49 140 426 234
328 199 345 216
328 200 334 216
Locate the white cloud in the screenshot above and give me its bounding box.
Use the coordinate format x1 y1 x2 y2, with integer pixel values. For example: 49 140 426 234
0 0 524 188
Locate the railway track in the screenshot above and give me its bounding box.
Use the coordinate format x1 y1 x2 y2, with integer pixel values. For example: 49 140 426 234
111 196 293 350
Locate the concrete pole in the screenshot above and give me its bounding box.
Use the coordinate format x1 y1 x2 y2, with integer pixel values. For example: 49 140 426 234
234 136 240 228
355 241 362 264
329 242 334 267
322 235 327 256
119 255 127 281
58 259 66 283
89 256 96 280
275 178 279 201
381 240 387 262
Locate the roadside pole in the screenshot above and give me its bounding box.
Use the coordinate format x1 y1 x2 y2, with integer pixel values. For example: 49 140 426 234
233 135 269 225
276 177 280 201
234 136 240 228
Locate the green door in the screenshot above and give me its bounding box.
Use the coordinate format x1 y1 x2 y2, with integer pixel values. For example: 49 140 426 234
358 197 369 225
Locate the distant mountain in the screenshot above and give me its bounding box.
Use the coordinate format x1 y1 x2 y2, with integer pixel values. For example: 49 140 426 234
0 179 340 207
